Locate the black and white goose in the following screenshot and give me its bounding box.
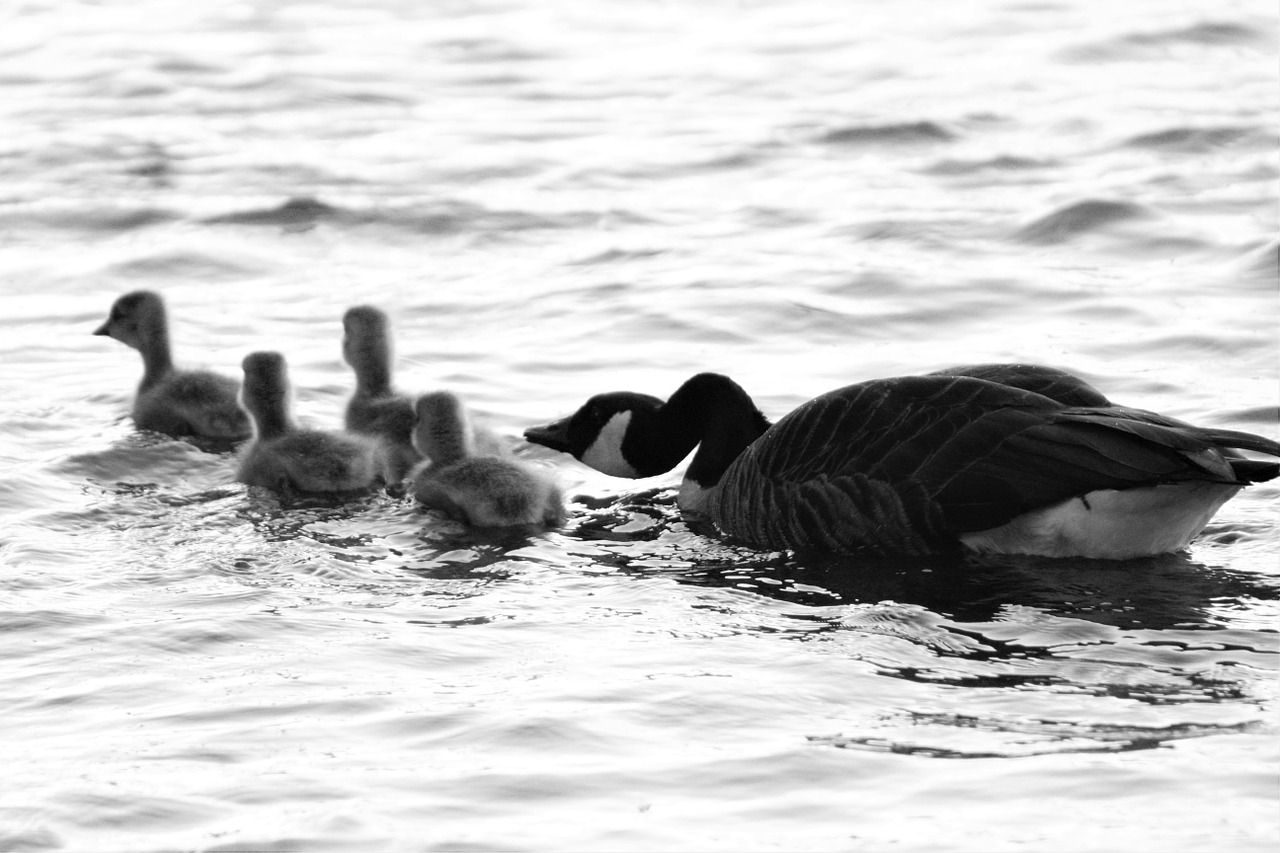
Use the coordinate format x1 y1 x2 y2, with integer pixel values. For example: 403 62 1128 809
524 367 1280 559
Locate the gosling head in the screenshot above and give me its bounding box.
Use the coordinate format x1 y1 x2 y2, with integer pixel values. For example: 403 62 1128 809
93 290 167 351
239 351 292 425
524 391 667 479
341 305 391 369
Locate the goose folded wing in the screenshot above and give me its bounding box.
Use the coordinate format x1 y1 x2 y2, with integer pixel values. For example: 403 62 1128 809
921 413 1252 533
931 363 1113 407
757 375 1060 485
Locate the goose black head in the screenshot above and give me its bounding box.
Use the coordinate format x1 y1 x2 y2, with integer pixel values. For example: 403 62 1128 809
524 391 667 479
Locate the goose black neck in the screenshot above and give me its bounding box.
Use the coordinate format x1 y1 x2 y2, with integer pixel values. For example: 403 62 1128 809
649 373 771 487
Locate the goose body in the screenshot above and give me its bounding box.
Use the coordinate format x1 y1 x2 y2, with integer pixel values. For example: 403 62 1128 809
237 351 379 495
411 391 565 528
93 290 251 444
524 370 1280 559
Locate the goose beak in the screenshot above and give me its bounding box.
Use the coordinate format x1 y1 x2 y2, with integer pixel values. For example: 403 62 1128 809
92 321 110 336
524 417 572 454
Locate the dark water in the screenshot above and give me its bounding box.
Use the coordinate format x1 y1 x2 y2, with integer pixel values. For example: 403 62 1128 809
1 1 1277 850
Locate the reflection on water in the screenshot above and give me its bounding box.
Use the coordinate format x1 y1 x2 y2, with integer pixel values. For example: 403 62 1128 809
562 488 1280 630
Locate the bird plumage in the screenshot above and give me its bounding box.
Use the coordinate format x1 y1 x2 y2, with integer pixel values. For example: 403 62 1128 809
525 368 1279 559
237 351 379 495
93 290 251 445
412 391 565 528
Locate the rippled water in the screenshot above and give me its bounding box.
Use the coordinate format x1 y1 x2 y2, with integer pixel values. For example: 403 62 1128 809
1 0 1277 850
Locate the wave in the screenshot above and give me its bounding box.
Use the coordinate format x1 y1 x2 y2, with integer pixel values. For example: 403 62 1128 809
812 718 1266 760
1121 125 1271 153
1237 239 1279 281
107 250 265 280
568 248 668 266
0 204 177 232
1059 18 1271 62
1123 20 1270 48
201 196 339 227
922 155 1056 176
818 120 957 146
200 195 599 234
1014 199 1157 243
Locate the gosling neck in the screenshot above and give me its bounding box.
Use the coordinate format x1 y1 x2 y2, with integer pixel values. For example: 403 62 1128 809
349 341 393 398
245 393 295 441
137 317 176 391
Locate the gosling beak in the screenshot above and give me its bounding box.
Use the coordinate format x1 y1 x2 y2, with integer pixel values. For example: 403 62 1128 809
92 321 110 336
524 417 572 454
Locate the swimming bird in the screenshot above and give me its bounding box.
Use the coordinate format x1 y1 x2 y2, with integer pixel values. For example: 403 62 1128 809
523 371 1280 559
341 305 421 484
341 304 504 484
93 290 251 444
411 391 565 528
237 351 380 495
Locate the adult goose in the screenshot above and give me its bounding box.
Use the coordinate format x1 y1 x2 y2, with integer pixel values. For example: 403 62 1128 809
237 351 380 495
524 370 1280 559
410 391 565 528
93 290 251 444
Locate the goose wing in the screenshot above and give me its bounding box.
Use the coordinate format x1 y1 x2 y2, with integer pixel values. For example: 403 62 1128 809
930 362 1112 407
711 376 1275 553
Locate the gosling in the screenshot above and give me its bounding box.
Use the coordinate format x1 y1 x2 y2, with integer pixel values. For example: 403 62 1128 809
409 391 565 528
342 304 506 483
93 290 251 444
237 351 379 495
341 305 421 484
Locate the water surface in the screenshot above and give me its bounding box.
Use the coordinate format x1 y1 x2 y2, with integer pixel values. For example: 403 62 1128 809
1 1 1277 851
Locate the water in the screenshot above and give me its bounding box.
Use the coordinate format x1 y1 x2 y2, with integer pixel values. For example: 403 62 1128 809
1 0 1277 850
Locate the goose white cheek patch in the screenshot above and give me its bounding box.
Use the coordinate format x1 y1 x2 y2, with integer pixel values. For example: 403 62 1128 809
581 412 641 478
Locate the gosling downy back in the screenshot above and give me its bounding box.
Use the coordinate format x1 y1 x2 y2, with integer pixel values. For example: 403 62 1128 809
524 370 1280 559
93 290 251 444
411 391 564 528
237 351 379 495
411 390 477 469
